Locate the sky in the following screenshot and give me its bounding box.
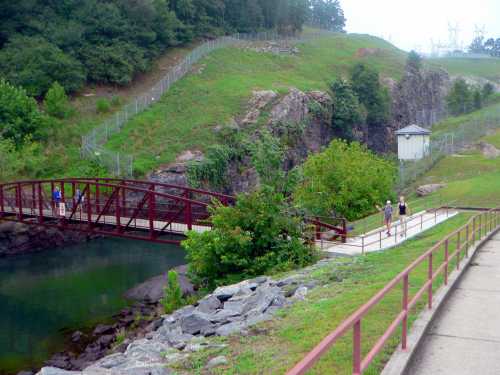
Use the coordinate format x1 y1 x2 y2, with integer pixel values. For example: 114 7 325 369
341 0 500 53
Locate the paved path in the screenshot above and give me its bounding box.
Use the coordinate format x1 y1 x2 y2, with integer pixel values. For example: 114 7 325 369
406 232 500 375
318 209 458 256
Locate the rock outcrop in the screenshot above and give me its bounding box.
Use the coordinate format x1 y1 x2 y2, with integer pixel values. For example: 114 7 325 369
478 141 500 159
36 259 334 375
0 221 93 257
391 67 450 131
416 184 446 197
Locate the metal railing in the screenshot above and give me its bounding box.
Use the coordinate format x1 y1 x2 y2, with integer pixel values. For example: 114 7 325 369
287 207 500 375
317 207 455 254
81 30 335 177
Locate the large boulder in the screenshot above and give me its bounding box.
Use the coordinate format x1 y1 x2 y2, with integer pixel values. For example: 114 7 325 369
478 141 500 159
416 184 446 197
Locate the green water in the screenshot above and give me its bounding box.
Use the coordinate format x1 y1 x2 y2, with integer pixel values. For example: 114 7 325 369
0 238 185 375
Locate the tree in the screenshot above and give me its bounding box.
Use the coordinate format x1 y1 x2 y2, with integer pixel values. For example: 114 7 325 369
350 63 390 128
446 78 473 115
330 79 363 140
482 82 495 101
406 50 422 71
473 89 483 111
309 0 346 32
0 36 86 97
293 140 396 220
0 80 46 147
469 36 486 54
44 82 72 119
161 270 184 313
183 188 315 288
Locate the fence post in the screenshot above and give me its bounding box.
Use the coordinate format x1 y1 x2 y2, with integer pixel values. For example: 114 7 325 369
444 240 449 285
428 253 433 309
402 275 409 350
456 231 461 270
353 320 362 375
465 224 469 258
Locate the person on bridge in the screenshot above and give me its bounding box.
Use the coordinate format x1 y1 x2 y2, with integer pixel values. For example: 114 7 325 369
398 196 410 238
52 187 62 216
74 188 84 214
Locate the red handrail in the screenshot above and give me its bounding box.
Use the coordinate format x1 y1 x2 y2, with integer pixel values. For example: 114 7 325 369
287 208 500 375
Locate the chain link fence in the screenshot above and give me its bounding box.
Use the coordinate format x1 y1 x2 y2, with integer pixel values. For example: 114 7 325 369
398 105 500 189
81 30 334 177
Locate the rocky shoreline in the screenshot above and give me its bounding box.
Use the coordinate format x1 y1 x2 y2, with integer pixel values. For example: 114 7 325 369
0 221 95 257
34 258 334 375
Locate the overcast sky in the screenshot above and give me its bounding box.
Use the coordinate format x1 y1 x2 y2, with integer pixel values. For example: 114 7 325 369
342 0 500 53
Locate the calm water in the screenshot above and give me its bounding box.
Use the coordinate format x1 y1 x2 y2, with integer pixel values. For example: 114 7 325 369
0 238 185 375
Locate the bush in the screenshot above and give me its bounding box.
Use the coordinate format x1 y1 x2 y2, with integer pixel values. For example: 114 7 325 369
0 36 86 97
44 82 72 119
111 95 123 107
0 79 47 146
447 78 473 115
183 188 316 289
186 144 235 189
96 98 111 113
161 270 184 314
293 139 396 221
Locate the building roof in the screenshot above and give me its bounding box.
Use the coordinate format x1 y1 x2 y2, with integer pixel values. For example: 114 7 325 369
395 124 431 136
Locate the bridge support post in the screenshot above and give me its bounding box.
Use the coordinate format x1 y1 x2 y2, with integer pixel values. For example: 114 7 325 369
0 185 4 218
149 187 156 240
115 187 122 233
37 183 44 224
184 190 192 231
16 183 23 222
86 183 93 230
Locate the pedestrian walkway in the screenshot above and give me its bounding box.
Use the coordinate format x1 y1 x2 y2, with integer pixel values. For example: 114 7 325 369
318 209 458 256
406 232 500 375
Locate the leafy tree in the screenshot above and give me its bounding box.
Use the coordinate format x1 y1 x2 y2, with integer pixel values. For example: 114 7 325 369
183 188 316 288
161 270 184 313
294 140 396 220
44 82 72 119
446 78 473 115
473 89 483 111
0 80 47 147
406 50 422 71
0 36 86 97
469 36 486 54
309 0 346 32
330 79 363 140
350 63 390 128
482 82 495 101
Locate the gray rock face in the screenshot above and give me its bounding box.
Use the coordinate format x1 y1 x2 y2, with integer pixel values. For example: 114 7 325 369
180 312 214 335
416 184 446 197
206 355 228 368
196 295 222 313
478 141 500 159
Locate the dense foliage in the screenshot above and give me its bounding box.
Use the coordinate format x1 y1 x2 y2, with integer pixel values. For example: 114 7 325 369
468 36 500 57
446 79 493 116
0 79 47 147
330 79 363 139
183 188 316 289
350 63 391 129
294 139 396 220
0 0 345 96
161 270 184 313
44 82 72 119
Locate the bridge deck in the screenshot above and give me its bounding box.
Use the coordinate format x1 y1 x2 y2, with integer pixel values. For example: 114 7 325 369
317 209 458 255
2 207 211 235
406 232 500 375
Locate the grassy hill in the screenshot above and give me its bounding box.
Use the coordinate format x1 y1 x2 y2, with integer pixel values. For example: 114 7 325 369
103 33 407 175
428 56 500 83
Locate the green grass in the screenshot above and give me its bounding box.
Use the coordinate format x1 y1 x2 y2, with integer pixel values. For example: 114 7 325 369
177 213 472 374
428 57 500 83
104 33 407 175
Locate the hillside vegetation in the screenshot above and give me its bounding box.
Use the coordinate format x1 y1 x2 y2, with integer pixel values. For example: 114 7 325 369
428 57 500 83
105 33 407 175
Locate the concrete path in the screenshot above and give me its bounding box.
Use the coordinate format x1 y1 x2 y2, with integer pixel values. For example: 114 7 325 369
406 232 500 375
318 209 458 256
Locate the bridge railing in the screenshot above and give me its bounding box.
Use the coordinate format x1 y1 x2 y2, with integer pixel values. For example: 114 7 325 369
287 208 500 375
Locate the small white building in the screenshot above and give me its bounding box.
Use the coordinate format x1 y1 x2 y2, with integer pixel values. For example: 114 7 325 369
396 124 431 161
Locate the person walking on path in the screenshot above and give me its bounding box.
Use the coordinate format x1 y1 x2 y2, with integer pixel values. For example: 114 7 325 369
399 196 410 238
376 200 394 236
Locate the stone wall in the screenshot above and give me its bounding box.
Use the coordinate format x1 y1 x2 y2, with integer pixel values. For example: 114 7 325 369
0 220 93 257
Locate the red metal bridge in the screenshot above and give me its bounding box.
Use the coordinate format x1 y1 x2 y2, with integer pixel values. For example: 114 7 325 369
0 178 347 245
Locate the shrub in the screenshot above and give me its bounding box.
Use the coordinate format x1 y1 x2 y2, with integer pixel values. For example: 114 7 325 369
111 95 123 107
96 98 111 113
0 79 47 146
44 82 72 119
0 36 86 97
186 145 235 189
293 139 396 221
183 188 316 289
447 78 473 115
161 270 184 313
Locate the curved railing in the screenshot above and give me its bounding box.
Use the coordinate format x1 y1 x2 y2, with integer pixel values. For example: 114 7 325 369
287 207 500 375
